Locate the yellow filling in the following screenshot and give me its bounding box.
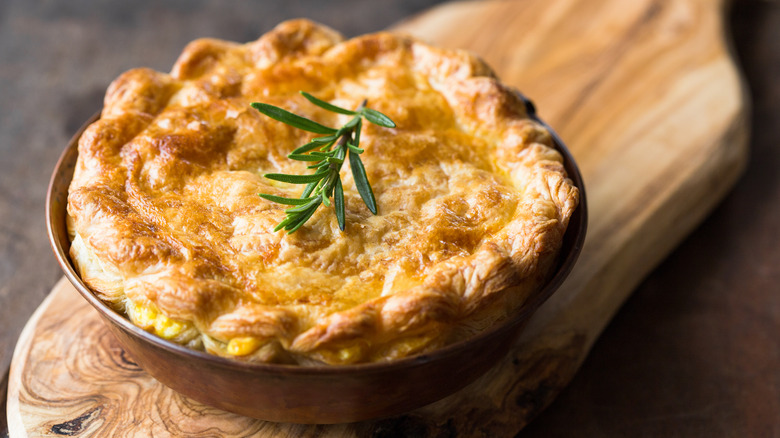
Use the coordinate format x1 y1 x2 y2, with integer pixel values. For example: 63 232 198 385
127 301 187 341
227 336 263 356
128 301 265 356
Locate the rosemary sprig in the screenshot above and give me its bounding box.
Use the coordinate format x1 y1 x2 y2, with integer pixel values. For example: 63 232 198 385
252 91 395 233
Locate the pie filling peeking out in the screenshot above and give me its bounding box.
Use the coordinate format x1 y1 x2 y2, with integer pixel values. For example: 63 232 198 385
67 19 579 365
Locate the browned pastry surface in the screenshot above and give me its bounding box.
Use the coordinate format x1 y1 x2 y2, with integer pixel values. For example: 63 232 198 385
66 19 578 365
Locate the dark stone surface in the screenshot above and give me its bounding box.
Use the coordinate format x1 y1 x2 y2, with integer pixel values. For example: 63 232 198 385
1 0 778 436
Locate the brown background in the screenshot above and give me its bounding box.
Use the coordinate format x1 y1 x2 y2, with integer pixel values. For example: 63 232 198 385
1 0 778 436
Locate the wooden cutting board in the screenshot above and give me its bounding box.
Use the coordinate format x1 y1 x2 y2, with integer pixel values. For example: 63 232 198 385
7 0 748 436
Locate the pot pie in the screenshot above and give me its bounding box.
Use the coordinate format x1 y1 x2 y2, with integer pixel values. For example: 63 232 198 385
67 19 579 365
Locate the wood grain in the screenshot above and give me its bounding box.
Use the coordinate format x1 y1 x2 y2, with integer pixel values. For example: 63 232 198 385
7 0 748 436
8 280 275 437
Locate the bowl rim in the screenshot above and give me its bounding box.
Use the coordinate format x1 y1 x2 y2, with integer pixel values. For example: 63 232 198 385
46 101 587 377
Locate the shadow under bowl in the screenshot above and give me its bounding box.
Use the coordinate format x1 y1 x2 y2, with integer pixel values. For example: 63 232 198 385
46 106 587 424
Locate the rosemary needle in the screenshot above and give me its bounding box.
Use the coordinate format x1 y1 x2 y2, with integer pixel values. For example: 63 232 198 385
252 91 395 233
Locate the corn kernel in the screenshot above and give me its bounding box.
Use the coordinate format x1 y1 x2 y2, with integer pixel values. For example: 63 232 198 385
227 336 263 356
154 314 185 340
337 344 364 363
129 302 158 330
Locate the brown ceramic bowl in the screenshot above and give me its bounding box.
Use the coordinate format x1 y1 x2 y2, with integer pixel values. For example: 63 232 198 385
46 98 586 424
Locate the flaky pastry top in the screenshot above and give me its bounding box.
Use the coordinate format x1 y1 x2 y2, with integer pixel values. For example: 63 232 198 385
67 19 579 364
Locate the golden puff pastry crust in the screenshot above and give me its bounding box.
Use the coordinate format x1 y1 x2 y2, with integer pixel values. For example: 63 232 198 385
67 19 579 365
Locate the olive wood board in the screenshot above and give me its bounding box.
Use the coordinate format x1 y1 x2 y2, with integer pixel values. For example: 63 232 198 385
7 0 748 436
